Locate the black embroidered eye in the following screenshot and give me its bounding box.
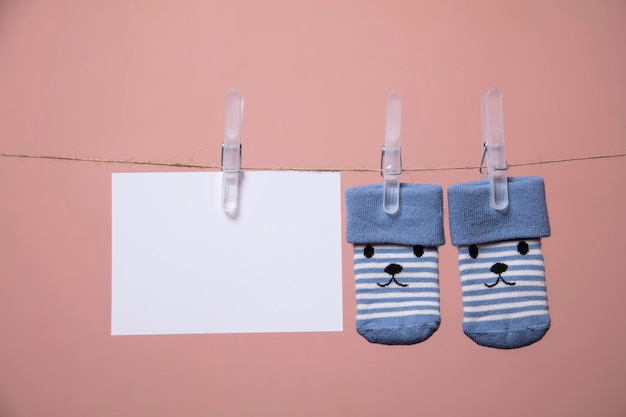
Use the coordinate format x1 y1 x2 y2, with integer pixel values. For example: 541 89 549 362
469 245 479 259
413 245 424 257
364 245 374 258
517 241 529 255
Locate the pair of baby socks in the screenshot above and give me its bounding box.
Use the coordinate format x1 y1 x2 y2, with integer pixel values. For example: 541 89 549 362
345 177 551 349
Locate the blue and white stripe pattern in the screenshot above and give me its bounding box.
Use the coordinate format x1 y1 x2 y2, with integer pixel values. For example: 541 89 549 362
458 239 550 349
354 244 440 345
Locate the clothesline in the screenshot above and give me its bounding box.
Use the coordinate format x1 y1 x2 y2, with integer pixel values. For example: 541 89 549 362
0 152 624 172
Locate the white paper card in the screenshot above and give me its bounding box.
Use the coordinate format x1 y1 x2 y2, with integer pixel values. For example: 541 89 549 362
111 171 343 335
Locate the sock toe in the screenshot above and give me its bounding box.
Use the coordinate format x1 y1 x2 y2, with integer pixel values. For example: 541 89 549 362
358 321 440 345
465 324 550 349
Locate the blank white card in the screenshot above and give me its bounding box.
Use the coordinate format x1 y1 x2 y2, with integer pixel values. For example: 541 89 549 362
111 171 343 335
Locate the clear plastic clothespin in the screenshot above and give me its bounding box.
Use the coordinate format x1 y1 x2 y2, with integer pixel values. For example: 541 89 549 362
221 88 243 215
381 91 402 215
480 87 508 210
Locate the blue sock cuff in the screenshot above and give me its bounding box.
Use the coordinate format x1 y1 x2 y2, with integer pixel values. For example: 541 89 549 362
346 183 445 246
447 176 550 246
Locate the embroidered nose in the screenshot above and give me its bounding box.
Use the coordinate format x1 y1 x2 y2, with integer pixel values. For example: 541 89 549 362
384 263 403 276
491 262 508 275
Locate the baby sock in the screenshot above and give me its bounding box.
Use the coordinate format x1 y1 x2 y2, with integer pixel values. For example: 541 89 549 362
346 183 445 345
448 176 551 349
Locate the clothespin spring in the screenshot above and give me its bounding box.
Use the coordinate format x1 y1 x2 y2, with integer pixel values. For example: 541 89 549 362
380 146 402 177
478 142 508 175
221 143 242 173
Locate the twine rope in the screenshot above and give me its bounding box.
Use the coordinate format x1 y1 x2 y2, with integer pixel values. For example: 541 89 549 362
0 152 624 172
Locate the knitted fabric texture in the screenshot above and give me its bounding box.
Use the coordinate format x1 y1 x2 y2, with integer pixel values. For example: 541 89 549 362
448 176 551 349
345 183 444 345
447 176 550 246
346 183 445 246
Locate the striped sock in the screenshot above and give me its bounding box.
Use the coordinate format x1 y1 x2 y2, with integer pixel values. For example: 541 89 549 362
345 183 445 345
448 176 552 349
458 239 550 348
354 244 440 344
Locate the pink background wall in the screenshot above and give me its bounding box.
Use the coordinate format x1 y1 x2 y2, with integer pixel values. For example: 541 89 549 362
1 1 625 416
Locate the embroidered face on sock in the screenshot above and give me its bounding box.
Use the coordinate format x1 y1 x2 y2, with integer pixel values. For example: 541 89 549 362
463 240 539 288
457 238 549 349
356 244 434 288
352 243 441 345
